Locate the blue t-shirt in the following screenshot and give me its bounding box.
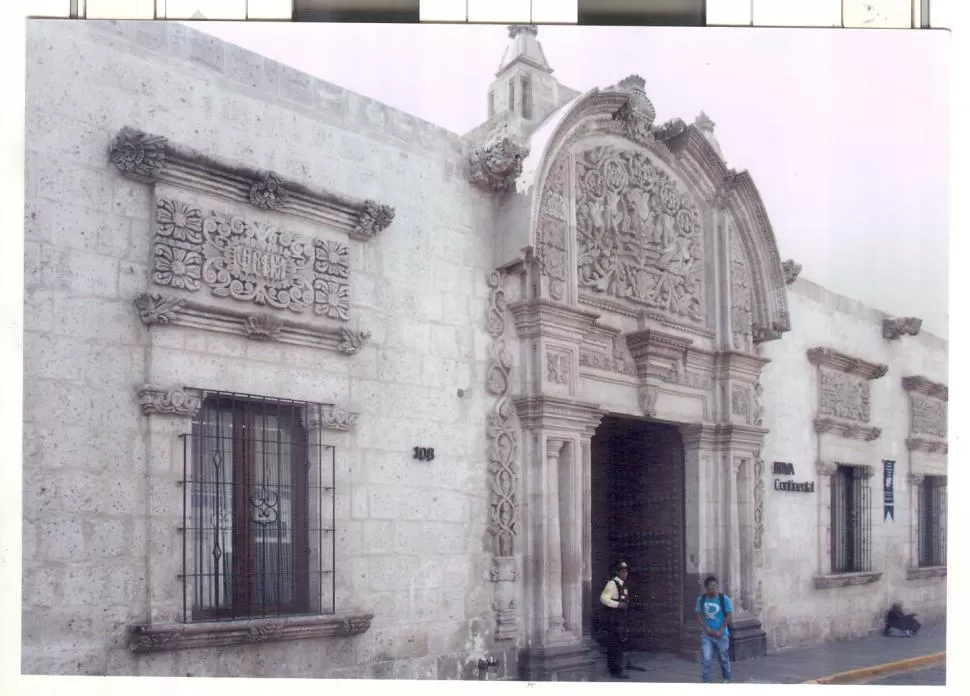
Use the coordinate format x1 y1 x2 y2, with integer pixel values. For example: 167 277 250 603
696 593 733 636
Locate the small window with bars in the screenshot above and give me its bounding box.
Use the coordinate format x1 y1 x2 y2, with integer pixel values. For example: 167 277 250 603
918 475 947 568
521 75 533 119
831 464 872 574
180 391 335 622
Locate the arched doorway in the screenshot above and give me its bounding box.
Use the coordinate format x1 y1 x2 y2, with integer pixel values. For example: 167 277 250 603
483 76 790 681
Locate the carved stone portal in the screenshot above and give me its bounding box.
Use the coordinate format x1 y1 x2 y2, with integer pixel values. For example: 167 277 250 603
575 146 704 324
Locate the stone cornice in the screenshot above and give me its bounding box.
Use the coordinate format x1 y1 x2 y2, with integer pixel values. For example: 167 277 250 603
134 292 371 356
511 394 605 435
813 571 882 589
109 127 395 241
137 385 202 418
906 566 946 580
712 350 771 380
508 299 600 342
806 347 888 380
902 376 948 401
906 437 948 455
129 612 373 654
814 417 882 441
678 423 768 451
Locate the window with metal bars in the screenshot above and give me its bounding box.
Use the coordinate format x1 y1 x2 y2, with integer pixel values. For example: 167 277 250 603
918 475 947 568
180 391 335 622
831 464 872 574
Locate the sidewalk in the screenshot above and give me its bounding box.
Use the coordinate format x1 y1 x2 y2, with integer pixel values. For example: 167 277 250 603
590 621 946 684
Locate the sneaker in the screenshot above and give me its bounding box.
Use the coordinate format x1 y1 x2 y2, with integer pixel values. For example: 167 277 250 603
722 679 731 684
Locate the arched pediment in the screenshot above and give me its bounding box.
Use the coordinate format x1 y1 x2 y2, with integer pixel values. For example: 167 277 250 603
503 77 790 347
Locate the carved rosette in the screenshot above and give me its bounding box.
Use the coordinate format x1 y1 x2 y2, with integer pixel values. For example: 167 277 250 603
109 127 167 182
248 172 289 211
137 385 202 417
352 200 395 241
883 317 923 340
468 133 530 192
484 270 520 640
730 228 754 352
575 146 705 324
782 259 802 285
134 292 185 325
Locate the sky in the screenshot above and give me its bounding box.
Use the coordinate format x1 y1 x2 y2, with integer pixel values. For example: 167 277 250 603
194 22 950 339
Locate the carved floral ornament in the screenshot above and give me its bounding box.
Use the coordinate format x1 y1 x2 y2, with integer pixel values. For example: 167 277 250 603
108 127 395 239
468 132 530 192
902 375 947 446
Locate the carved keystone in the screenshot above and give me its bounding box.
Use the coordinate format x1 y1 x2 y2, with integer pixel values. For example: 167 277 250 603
468 133 530 192
883 317 922 340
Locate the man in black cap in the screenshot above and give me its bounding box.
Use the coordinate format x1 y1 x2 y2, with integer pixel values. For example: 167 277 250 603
599 560 631 679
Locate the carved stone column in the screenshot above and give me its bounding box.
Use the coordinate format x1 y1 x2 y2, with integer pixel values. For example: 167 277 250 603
545 437 568 640
727 457 743 606
137 384 202 624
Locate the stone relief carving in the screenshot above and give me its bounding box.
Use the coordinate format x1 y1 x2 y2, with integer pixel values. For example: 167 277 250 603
911 393 946 440
152 196 355 321
248 172 290 211
109 127 167 182
653 118 687 144
814 417 881 441
782 260 802 285
484 270 520 640
318 406 360 431
883 317 922 340
575 146 704 324
134 292 185 325
731 387 749 421
579 335 637 376
108 128 396 237
537 159 569 301
137 385 202 417
243 313 284 341
337 329 371 355
639 385 659 417
819 370 871 422
752 381 765 427
611 74 656 144
730 229 754 352
753 456 765 562
546 350 569 385
352 200 396 242
468 132 530 192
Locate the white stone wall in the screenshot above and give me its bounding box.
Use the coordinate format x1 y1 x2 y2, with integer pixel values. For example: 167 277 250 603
758 278 947 651
23 20 500 678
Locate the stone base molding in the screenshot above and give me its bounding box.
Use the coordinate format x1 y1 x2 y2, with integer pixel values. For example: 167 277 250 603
109 127 395 240
906 566 946 580
518 641 598 681
813 571 883 589
135 291 371 355
129 612 373 654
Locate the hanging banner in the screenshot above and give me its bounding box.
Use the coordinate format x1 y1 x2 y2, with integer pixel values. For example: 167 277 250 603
883 460 896 521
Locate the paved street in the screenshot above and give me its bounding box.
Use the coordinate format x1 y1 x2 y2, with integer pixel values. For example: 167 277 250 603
590 621 946 684
866 665 946 686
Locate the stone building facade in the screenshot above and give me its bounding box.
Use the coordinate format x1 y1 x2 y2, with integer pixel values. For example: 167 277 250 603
22 21 946 680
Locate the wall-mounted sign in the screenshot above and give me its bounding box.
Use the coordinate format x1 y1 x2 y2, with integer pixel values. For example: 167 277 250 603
883 460 896 521
773 461 795 476
772 461 814 492
773 479 815 493
413 447 436 462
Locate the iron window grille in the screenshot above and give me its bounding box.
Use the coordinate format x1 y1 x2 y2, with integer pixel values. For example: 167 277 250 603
918 475 947 568
179 391 335 622
831 464 872 574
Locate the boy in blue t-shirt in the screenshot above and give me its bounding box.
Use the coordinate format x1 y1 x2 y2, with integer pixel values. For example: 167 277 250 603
694 575 733 683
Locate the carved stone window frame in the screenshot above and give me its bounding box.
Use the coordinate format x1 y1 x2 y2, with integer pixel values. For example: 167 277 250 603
808 348 887 589
130 385 371 655
902 375 948 579
110 128 394 356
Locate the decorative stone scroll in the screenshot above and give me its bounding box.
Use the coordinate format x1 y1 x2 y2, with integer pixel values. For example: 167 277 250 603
134 291 371 356
782 260 802 285
484 270 520 641
468 132 530 192
137 385 202 417
304 405 360 432
902 375 948 451
807 347 887 442
152 196 351 321
611 74 657 144
883 317 923 340
109 128 395 239
129 612 373 654
575 146 705 324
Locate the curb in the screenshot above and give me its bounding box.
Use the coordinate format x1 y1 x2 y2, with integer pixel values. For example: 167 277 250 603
801 652 946 684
